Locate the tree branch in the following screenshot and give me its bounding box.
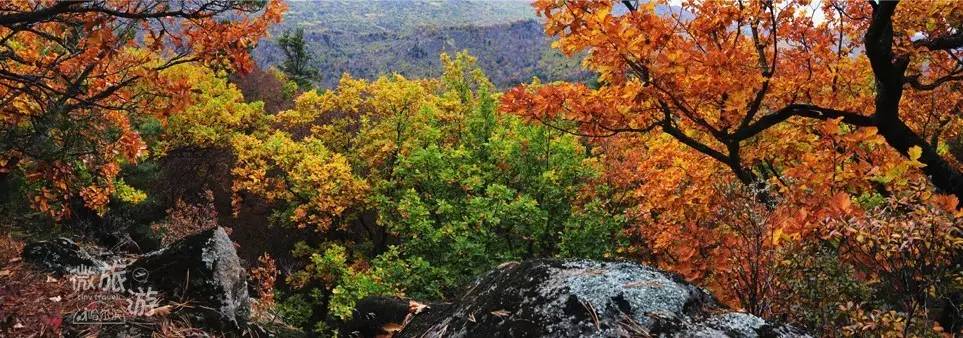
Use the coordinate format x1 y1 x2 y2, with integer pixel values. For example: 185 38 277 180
733 104 874 141
0 0 263 27
904 71 963 91
915 31 963 51
655 100 730 165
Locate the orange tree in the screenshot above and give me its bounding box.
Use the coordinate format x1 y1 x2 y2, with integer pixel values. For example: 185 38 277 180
0 0 284 218
502 0 963 311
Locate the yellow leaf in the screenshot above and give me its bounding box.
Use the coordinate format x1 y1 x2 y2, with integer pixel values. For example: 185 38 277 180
907 146 926 168
908 145 922 161
595 8 608 23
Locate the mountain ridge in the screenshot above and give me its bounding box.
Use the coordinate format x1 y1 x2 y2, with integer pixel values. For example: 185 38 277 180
253 0 590 89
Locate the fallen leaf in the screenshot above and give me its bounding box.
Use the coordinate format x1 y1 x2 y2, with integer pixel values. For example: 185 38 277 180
147 305 172 317
0 270 10 277
382 322 404 333
408 300 428 314
497 261 519 269
490 309 511 317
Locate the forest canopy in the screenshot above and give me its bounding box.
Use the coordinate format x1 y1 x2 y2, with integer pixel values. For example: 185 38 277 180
0 0 961 337
502 0 963 334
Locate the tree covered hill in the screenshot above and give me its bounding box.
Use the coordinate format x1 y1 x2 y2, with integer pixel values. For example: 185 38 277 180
253 0 591 88
277 0 537 34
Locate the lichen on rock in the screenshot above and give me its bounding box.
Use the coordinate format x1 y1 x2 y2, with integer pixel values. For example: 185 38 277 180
21 237 109 276
372 259 810 338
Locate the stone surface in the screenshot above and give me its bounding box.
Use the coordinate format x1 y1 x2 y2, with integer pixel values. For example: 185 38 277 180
342 296 420 337
21 238 108 275
124 227 250 330
389 259 809 338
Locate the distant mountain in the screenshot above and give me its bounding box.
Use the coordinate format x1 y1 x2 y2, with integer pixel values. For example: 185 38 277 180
279 0 538 34
253 0 591 89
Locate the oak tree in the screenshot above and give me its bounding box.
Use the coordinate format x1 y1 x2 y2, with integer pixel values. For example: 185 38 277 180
501 0 963 302
0 0 284 218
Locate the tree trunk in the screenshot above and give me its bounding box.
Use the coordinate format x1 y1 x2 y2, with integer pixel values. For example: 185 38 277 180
865 0 963 202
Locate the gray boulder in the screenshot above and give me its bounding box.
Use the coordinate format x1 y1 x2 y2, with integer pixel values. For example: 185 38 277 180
393 259 808 338
21 238 108 275
124 227 250 330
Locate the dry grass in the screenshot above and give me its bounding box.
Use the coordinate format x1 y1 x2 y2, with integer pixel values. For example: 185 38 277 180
0 234 217 337
0 234 77 337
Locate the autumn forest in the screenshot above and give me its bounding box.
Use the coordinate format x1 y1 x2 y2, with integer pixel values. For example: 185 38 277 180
1 0 962 337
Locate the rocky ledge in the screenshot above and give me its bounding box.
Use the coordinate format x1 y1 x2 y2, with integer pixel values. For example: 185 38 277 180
347 259 809 338
21 227 254 337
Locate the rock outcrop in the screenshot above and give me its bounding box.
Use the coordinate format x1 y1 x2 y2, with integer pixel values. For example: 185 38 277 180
349 259 809 338
21 237 108 275
343 296 429 337
124 227 250 330
23 227 253 336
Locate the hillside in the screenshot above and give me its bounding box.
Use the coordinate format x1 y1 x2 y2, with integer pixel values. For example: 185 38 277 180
277 0 536 34
4 1 962 337
253 0 591 88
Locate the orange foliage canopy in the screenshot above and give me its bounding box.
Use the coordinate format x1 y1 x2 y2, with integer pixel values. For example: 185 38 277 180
0 0 284 218
501 0 963 292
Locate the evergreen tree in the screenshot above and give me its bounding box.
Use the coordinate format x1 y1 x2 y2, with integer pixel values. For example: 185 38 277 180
277 28 319 89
